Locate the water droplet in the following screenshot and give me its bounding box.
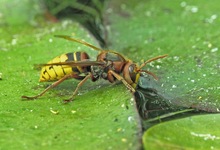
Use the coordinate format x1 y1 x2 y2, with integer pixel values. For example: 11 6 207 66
191 6 198 13
208 43 212 48
145 11 152 17
191 80 195 83
211 14 217 20
71 110 76 114
128 116 134 122
173 56 179 61
156 65 161 69
205 14 218 23
120 4 127 10
61 20 70 28
11 39 17 45
172 85 177 88
117 128 122 132
51 27 56 32
121 138 127 142
180 1 187 7
211 47 218 53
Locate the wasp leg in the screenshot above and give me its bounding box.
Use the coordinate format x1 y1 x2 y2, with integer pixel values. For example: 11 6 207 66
21 74 78 100
108 70 136 93
63 73 92 103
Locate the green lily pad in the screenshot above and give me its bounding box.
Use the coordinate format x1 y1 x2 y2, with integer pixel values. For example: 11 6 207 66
0 7 141 150
0 0 42 25
107 0 220 112
143 114 220 149
106 0 220 149
1 0 220 149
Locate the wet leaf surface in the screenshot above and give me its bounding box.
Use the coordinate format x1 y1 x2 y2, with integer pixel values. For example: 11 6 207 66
0 11 141 150
1 0 220 149
107 0 220 113
143 114 220 149
107 0 220 149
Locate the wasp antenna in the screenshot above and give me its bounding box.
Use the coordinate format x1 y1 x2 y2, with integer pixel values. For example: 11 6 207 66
140 70 159 80
54 35 104 52
139 54 168 70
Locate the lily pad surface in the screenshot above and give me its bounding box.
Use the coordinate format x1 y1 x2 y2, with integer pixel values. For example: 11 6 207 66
143 114 220 150
1 0 220 149
0 3 141 149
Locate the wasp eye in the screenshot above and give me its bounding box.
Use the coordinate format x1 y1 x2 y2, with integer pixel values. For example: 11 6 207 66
128 65 135 73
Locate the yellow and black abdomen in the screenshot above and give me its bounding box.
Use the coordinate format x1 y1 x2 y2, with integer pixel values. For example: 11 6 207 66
39 52 90 82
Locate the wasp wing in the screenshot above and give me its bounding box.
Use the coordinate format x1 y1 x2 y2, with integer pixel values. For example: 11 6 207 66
35 60 105 69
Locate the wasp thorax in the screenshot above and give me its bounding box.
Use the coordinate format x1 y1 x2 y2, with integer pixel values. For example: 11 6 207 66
91 66 103 81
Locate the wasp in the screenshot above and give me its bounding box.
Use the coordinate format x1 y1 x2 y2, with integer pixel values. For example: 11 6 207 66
22 35 167 103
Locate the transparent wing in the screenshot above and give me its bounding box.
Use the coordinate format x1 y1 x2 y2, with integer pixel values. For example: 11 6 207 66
35 60 105 68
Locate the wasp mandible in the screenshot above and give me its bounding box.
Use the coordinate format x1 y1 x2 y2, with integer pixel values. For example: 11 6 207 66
22 35 167 102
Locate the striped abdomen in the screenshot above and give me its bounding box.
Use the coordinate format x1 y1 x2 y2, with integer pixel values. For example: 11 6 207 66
39 52 90 82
